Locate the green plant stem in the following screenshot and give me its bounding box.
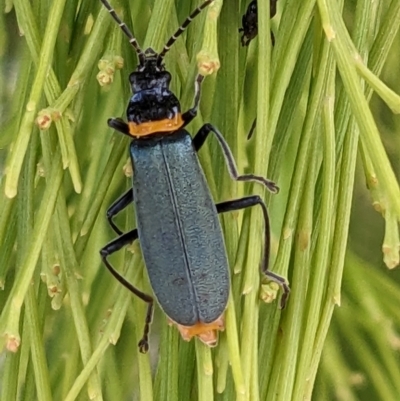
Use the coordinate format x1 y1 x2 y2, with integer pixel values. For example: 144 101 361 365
293 62 335 401
268 28 313 183
369 0 400 79
64 255 136 401
225 293 246 397
0 352 20 401
196 341 214 401
268 0 316 161
301 1 386 395
144 0 174 50
77 136 126 243
0 148 64 350
239 2 272 398
23 132 53 401
273 33 332 285
53 193 103 400
25 287 53 401
304 119 359 399
0 206 16 289
53 7 111 111
9 0 81 192
154 320 179 401
127 258 153 401
355 59 400 113
272 132 319 401
317 0 400 219
5 0 67 198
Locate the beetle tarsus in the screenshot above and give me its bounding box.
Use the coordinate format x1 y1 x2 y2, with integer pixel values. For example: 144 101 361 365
138 339 149 354
138 301 154 353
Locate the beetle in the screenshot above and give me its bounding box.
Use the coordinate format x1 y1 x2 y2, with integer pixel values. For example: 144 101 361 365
239 1 279 140
239 0 278 46
99 0 290 353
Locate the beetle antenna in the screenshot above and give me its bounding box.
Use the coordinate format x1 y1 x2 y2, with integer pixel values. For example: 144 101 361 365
157 0 214 65
100 0 145 64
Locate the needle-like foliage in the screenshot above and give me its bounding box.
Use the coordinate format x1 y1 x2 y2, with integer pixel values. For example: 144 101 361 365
0 1 400 400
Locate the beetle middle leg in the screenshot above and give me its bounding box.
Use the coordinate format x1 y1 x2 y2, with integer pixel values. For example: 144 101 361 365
216 196 290 308
100 230 154 353
247 118 257 140
103 117 135 234
192 123 279 193
106 189 134 235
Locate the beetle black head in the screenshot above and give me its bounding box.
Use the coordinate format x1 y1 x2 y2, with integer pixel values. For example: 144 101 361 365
129 48 169 92
127 48 179 127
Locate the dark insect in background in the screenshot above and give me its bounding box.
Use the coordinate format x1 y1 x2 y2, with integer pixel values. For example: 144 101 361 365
239 0 278 46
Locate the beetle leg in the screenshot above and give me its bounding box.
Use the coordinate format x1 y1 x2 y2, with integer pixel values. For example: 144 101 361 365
181 74 205 126
247 118 257 140
192 123 279 193
100 230 154 353
107 117 131 136
216 196 290 309
106 189 134 235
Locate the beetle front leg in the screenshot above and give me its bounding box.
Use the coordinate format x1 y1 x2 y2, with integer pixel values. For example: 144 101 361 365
107 117 131 136
192 123 279 193
100 229 154 353
215 196 290 308
182 74 205 126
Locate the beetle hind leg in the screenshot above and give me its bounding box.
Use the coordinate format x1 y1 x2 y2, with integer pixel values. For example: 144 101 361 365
216 196 290 309
100 229 154 353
